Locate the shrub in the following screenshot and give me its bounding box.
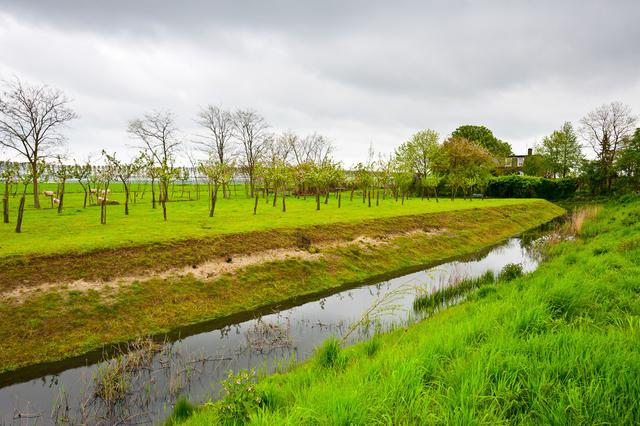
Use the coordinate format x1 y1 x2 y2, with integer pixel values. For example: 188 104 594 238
217 369 262 423
486 175 578 200
498 263 524 282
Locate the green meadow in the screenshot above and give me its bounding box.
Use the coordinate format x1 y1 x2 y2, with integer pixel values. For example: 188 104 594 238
0 183 538 257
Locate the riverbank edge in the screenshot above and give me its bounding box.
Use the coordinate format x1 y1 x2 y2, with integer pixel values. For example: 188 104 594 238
0 200 564 375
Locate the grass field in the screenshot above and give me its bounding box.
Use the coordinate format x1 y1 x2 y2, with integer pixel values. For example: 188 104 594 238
180 197 640 425
0 201 563 372
0 183 539 257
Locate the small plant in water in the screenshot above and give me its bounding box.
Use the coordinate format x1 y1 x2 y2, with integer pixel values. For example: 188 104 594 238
498 263 524 281
217 369 261 422
316 336 342 368
166 396 196 425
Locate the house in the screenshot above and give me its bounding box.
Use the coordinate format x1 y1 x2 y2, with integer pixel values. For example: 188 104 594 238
500 148 532 175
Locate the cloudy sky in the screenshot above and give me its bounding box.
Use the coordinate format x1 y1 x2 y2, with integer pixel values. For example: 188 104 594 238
0 0 639 164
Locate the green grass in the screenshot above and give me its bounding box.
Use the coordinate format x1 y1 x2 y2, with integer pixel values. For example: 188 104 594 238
182 197 640 425
0 201 563 372
0 182 540 257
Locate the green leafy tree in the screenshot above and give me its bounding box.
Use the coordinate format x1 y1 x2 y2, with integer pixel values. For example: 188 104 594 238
442 136 494 199
539 122 583 178
451 125 512 160
522 154 551 177
395 130 440 178
616 128 640 191
395 129 443 199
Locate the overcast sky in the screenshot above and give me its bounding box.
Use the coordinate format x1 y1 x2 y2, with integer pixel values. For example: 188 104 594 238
0 0 639 164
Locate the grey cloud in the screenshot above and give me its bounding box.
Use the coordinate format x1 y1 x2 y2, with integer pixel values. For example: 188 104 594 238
0 0 639 163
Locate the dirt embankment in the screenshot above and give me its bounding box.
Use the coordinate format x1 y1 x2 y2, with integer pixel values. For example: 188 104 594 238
0 202 552 298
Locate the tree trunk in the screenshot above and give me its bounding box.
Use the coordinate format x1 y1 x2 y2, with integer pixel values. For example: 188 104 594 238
151 178 156 209
57 179 65 213
273 190 278 207
31 163 40 209
3 197 9 223
282 189 286 212
210 184 219 217
368 190 371 208
15 194 25 233
253 193 259 215
324 191 329 205
124 185 130 215
338 190 341 208
376 189 379 206
316 191 320 211
350 189 354 201
3 181 8 223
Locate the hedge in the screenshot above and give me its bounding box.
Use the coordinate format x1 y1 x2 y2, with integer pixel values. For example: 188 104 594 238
486 175 578 200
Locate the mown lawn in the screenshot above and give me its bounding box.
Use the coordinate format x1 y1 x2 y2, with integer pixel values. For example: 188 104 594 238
0 182 538 257
181 197 640 425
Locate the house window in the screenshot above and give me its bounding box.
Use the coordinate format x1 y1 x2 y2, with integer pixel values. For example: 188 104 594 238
517 157 524 167
505 158 512 167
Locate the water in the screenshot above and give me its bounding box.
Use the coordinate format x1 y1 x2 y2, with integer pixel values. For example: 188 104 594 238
0 227 552 425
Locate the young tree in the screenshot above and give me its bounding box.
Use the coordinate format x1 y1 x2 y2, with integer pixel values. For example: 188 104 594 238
0 78 77 208
579 102 637 192
198 159 235 217
233 109 269 197
97 158 117 225
15 160 45 233
103 151 144 215
50 156 72 213
128 110 181 221
539 122 583 178
1 161 19 223
421 174 443 202
72 160 92 208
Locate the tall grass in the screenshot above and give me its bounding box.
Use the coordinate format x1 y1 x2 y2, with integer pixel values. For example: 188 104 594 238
182 197 640 425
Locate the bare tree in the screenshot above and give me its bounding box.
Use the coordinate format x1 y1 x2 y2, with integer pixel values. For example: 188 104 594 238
232 109 268 197
128 110 181 220
195 105 235 164
290 132 334 166
580 102 637 191
0 78 77 208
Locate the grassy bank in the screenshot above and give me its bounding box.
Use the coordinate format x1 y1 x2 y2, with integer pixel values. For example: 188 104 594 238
0 183 537 257
0 201 563 373
182 197 640 425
